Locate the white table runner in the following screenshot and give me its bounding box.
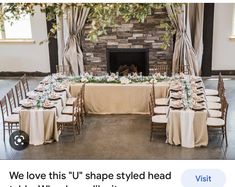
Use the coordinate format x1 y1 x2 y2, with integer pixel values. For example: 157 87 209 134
180 110 195 148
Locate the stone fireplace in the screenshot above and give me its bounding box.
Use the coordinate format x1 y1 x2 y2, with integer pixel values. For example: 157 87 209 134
107 48 149 76
82 6 173 75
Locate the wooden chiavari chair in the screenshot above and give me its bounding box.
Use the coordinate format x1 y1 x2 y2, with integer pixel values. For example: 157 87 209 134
66 90 78 106
57 97 81 141
205 73 223 96
149 96 167 142
207 96 229 146
150 92 168 115
0 96 19 141
152 82 169 106
7 88 21 114
207 74 225 110
62 91 83 125
66 83 85 107
208 74 225 118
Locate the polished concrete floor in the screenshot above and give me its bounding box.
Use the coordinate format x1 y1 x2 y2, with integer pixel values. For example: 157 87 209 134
0 77 234 160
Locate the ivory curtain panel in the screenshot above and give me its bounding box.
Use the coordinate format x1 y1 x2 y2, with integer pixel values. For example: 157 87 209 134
166 4 198 76
57 15 66 66
188 3 204 75
63 6 90 75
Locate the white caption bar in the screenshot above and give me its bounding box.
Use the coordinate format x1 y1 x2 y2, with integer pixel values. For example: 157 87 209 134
0 160 233 187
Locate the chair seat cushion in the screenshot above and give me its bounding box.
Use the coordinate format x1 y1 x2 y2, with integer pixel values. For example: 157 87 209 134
62 106 73 114
206 96 220 103
155 98 169 106
205 89 218 96
152 115 168 123
13 106 21 114
207 102 221 110
208 110 222 118
207 117 225 126
154 106 168 114
66 97 77 106
57 114 74 123
62 106 81 115
5 114 19 123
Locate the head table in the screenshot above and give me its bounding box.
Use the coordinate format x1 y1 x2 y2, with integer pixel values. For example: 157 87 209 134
18 73 209 148
70 82 169 114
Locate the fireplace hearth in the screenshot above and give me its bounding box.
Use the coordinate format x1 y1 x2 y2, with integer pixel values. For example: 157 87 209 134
107 48 149 76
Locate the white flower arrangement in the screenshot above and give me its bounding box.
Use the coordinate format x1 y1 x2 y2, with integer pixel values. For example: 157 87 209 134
149 79 158 84
120 77 131 84
153 73 161 79
84 72 90 77
107 76 116 82
81 77 89 83
190 75 196 81
94 76 103 81
110 73 116 77
82 72 93 79
180 72 185 79
132 72 138 77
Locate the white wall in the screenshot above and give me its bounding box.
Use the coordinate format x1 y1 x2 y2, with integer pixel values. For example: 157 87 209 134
212 3 235 70
0 7 50 73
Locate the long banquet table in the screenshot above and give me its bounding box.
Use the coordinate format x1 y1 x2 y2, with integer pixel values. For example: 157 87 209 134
17 74 210 148
165 77 209 148
20 108 59 145
19 85 67 145
70 82 169 114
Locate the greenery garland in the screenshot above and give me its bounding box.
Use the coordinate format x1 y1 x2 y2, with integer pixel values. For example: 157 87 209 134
0 3 180 49
68 73 168 84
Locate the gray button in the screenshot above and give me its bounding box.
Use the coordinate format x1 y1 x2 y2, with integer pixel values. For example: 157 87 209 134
9 130 29 151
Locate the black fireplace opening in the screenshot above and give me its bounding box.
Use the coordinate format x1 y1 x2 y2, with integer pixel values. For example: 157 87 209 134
107 48 149 76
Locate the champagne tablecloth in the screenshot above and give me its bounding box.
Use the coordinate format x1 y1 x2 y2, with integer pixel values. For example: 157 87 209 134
19 91 66 145
70 82 169 114
20 109 58 145
166 109 208 148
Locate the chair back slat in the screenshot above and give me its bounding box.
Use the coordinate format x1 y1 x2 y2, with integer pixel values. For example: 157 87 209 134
152 82 155 102
218 81 225 98
218 73 225 98
217 72 223 90
80 83 86 114
7 88 16 114
15 81 23 105
179 64 190 75
149 100 154 117
154 64 168 75
56 65 71 76
0 96 8 122
72 96 82 123
20 74 29 98
149 93 155 116
221 96 229 123
81 83 85 102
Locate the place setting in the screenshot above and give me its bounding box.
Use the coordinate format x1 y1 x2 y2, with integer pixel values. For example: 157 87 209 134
20 99 36 109
170 99 184 110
